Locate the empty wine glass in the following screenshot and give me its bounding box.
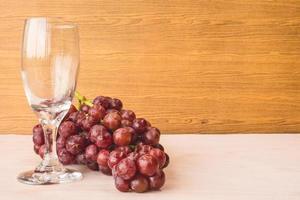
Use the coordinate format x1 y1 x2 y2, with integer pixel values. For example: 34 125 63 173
17 17 82 184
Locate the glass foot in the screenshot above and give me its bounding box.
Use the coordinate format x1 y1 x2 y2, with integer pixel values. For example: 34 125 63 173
17 168 83 185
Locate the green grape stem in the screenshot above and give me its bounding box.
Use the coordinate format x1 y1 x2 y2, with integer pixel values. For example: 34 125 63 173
129 144 136 151
75 91 93 109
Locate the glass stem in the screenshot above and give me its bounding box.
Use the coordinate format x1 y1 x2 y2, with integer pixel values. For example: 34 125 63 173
36 122 63 172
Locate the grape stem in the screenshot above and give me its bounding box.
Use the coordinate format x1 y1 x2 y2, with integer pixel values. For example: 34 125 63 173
129 144 136 151
75 91 93 108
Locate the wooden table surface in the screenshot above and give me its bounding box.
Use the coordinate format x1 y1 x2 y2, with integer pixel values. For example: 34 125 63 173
1 134 300 200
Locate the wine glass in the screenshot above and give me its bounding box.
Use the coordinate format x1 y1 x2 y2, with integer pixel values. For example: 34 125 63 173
17 17 83 184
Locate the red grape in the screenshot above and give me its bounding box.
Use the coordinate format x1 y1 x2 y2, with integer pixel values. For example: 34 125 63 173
134 135 143 143
76 153 87 165
114 146 132 155
80 104 90 113
81 116 98 132
114 176 130 192
127 152 140 161
75 111 87 127
65 104 78 120
88 104 106 121
38 144 46 158
113 127 134 146
109 98 123 111
32 124 43 134
131 131 139 144
120 109 136 121
32 124 44 146
96 131 112 149
111 165 117 178
130 174 149 193
87 161 99 171
121 120 132 128
143 127 160 145
69 104 78 113
154 143 164 151
103 112 122 131
79 131 90 140
97 149 110 168
58 148 75 165
149 148 166 168
137 154 159 177
105 109 120 115
56 136 66 150
58 121 77 138
34 144 40 154
89 125 113 148
89 125 107 142
67 111 78 122
132 118 149 134
135 141 144 149
108 150 127 169
146 120 151 127
99 166 112 175
148 170 165 190
85 144 98 162
66 135 87 155
137 144 153 155
163 153 170 168
93 96 111 109
115 158 137 180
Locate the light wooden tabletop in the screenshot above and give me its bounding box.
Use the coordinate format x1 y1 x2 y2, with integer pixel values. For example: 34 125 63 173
1 134 299 200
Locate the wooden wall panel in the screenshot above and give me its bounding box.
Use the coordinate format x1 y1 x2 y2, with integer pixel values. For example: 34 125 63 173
0 0 300 134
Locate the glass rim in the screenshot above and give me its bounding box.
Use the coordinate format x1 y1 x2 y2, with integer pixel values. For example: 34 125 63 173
25 17 78 29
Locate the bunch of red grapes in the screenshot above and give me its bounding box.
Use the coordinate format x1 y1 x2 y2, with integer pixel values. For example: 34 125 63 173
32 94 169 193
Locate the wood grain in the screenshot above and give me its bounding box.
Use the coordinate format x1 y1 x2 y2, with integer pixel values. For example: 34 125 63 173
0 0 300 134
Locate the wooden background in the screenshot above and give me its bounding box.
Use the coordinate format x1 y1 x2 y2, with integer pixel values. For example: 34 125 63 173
0 0 300 134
